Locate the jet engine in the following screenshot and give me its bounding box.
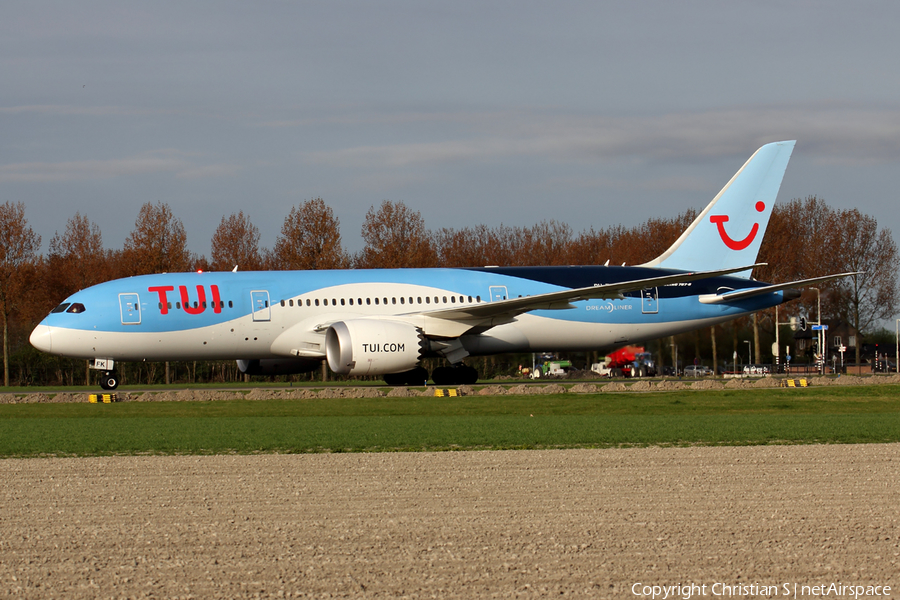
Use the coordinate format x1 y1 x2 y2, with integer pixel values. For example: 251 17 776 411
326 320 426 376
237 358 321 376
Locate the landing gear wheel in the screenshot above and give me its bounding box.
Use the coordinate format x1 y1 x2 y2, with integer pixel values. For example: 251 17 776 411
431 366 454 386
459 365 478 385
99 371 119 390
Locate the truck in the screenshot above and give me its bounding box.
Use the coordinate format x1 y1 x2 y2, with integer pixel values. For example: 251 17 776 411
591 346 657 378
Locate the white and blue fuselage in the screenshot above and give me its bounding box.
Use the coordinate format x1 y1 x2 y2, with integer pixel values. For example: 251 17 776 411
30 141 853 387
31 265 786 362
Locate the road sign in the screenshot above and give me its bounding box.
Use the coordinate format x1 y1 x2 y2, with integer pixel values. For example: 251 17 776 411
811 324 829 331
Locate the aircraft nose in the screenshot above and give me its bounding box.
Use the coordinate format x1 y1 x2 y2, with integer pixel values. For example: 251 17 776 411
30 325 52 353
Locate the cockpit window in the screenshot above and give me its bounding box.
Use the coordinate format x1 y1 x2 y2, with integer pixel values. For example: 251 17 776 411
50 303 71 314
66 303 86 314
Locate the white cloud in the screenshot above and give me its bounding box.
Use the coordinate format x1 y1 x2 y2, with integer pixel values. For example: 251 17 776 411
0 104 184 117
176 164 242 179
0 152 238 183
303 105 900 169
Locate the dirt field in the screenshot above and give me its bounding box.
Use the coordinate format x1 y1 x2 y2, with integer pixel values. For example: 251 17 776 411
1 445 897 599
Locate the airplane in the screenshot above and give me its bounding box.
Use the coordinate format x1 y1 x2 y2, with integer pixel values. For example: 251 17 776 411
30 140 854 389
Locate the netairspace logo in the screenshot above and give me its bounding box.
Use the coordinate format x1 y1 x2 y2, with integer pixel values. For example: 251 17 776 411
631 582 892 599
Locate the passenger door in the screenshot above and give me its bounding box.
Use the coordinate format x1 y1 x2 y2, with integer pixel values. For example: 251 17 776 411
250 290 271 322
641 287 659 314
119 293 141 325
489 286 509 302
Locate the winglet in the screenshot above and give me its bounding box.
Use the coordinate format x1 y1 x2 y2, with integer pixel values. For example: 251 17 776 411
640 141 795 277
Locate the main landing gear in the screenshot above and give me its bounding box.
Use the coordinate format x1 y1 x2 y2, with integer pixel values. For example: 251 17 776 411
431 364 478 386
382 364 479 386
383 367 429 386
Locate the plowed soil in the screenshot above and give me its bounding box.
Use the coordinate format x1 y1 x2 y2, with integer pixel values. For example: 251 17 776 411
1 445 898 598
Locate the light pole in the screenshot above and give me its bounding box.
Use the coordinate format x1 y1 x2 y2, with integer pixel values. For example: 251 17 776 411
809 287 821 326
670 341 678 376
895 319 899 375
744 340 751 375
810 287 823 367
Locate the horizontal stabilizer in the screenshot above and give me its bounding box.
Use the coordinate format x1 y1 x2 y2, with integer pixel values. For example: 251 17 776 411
698 272 860 304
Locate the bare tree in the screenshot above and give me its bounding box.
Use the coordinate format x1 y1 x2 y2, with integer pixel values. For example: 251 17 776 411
827 208 898 364
47 212 108 297
122 202 192 275
520 220 574 266
356 200 436 268
0 202 41 386
272 198 347 270
210 211 263 271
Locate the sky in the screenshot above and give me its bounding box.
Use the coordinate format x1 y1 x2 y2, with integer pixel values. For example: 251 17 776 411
3 1 900 260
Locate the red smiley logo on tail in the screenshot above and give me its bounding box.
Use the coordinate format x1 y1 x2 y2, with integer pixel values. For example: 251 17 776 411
709 201 765 250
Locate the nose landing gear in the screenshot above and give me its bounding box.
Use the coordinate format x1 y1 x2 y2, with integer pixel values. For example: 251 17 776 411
98 371 119 390
90 359 119 390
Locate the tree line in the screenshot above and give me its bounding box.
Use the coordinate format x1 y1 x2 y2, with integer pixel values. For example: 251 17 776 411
1 195 896 386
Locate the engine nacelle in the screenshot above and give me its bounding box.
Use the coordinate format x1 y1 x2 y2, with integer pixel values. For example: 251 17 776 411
237 358 321 376
326 320 425 376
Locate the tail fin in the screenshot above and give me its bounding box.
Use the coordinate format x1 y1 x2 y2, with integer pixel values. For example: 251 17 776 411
640 140 795 276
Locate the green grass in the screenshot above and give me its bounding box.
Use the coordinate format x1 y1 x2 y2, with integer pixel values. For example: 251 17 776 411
1 385 899 457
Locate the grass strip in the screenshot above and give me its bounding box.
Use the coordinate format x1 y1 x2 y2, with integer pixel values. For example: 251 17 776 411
1 414 898 457
1 386 900 456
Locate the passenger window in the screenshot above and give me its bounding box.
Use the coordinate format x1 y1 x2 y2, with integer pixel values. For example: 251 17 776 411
228 301 233 308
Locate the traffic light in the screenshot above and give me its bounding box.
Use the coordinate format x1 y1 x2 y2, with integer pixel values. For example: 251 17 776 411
799 316 807 331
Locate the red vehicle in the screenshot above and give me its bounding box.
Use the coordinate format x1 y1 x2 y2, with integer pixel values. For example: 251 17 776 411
591 346 657 378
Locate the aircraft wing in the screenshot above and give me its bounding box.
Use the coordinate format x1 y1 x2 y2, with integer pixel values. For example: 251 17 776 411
422 263 765 322
698 272 860 304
